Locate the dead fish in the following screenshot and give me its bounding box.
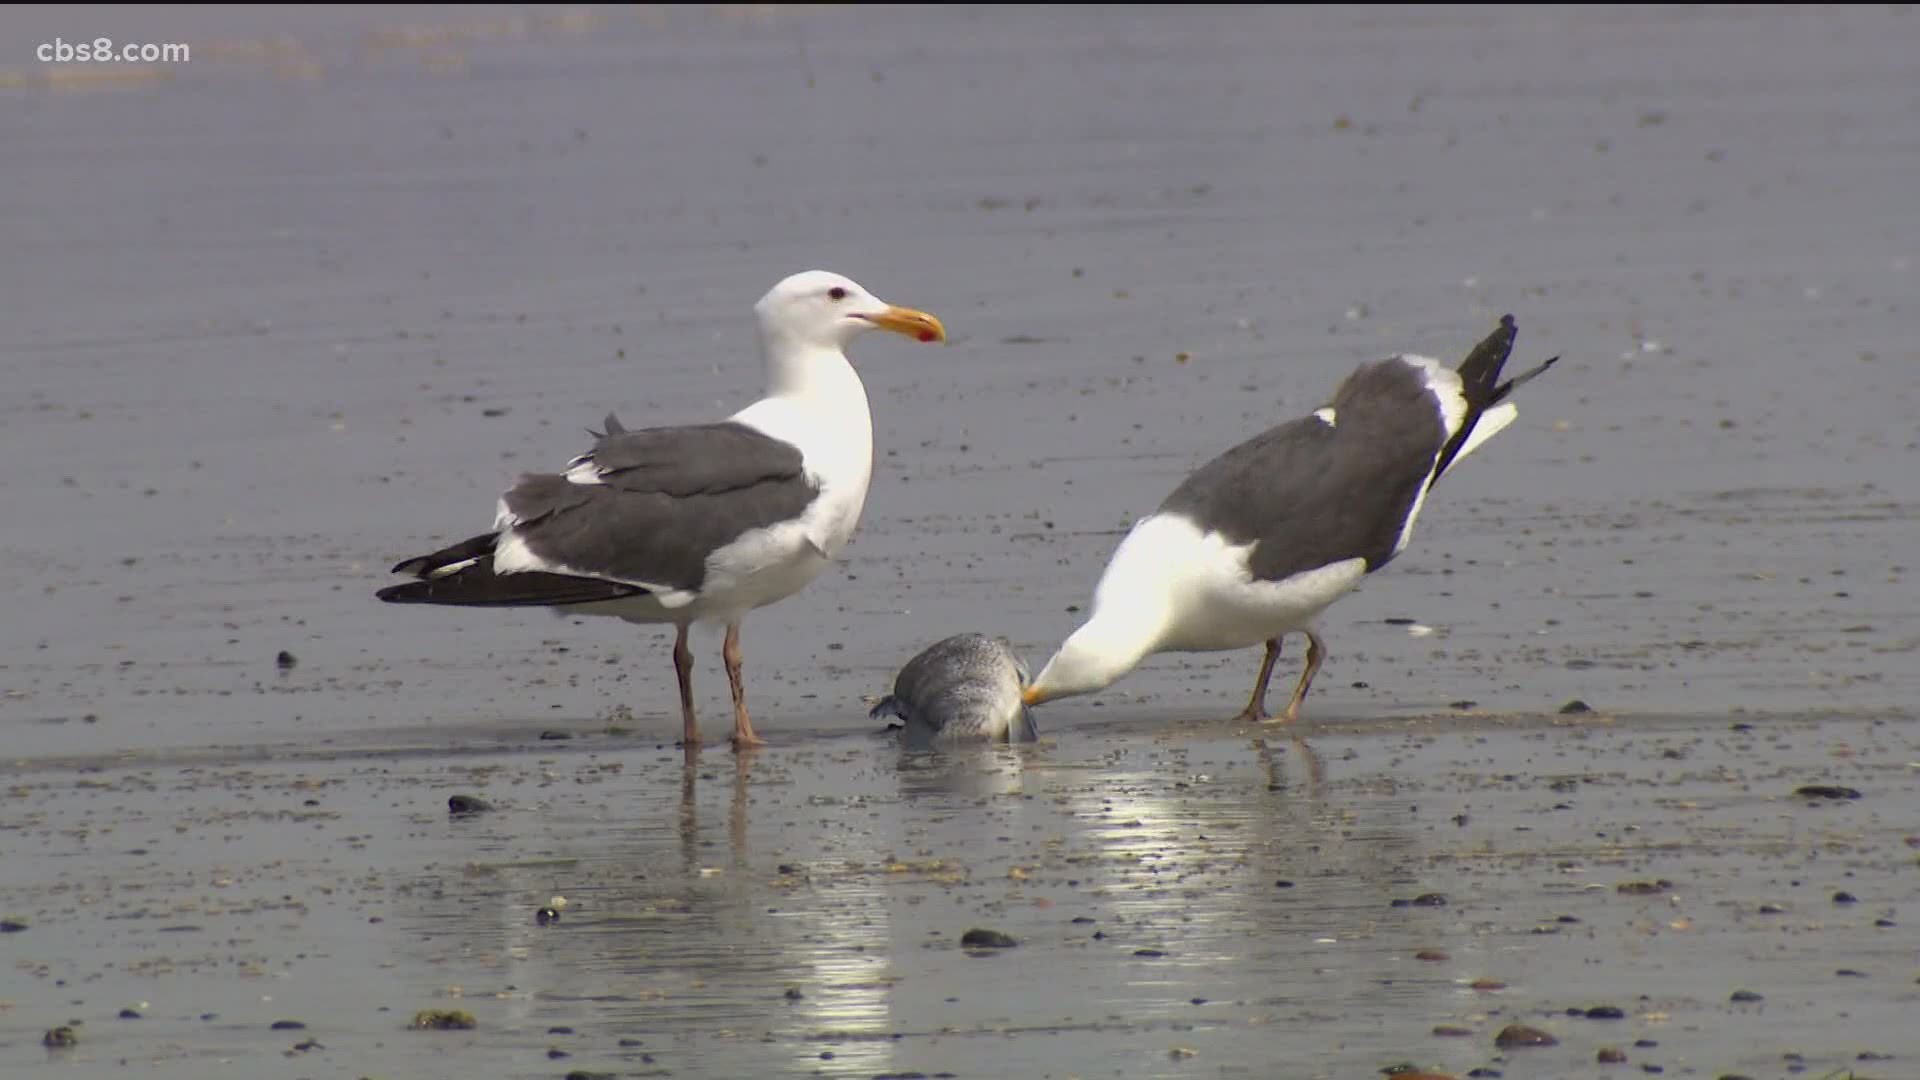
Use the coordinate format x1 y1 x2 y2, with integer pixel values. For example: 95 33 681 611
871 634 1037 746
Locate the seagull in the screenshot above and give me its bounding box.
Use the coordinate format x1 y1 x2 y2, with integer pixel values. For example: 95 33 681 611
1021 315 1556 723
377 270 946 751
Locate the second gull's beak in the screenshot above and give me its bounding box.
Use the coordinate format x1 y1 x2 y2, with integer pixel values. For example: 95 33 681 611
857 305 946 343
1021 686 1049 707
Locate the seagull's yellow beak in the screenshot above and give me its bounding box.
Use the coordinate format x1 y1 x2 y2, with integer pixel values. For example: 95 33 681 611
1021 686 1049 707
858 305 946 343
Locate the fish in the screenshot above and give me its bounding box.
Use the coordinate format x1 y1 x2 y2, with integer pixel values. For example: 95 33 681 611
870 633 1037 746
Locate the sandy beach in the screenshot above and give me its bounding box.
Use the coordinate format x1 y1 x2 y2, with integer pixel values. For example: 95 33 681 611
2 6 1916 1077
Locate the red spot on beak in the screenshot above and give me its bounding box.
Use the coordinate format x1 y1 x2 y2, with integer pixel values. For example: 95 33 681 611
917 329 937 342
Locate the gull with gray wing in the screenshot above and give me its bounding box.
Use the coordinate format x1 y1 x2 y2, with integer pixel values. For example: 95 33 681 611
379 271 946 751
1022 315 1557 724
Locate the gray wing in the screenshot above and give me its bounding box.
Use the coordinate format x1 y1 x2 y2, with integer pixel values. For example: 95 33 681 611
503 420 819 593
1158 360 1445 582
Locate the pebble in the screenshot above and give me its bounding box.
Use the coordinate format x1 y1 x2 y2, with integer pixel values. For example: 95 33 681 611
959 928 1017 950
1585 1005 1626 1020
1391 892 1448 908
1793 784 1861 800
411 1009 477 1030
0 920 28 933
1616 880 1673 895
1729 989 1763 1003
1598 1047 1627 1064
1832 891 1857 904
1415 950 1450 961
42 1026 78 1049
276 650 297 670
1494 1024 1558 1048
1559 699 1593 714
270 1019 306 1030
447 794 493 816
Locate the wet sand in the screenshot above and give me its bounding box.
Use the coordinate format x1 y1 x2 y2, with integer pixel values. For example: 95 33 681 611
2 5 1917 1077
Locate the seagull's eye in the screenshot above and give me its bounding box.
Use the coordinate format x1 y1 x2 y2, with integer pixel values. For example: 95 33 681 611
828 287 848 301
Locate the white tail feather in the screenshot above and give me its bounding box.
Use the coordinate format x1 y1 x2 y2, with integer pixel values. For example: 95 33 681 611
1452 402 1518 466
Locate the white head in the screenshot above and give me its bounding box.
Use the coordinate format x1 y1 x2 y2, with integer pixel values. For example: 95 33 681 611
753 270 945 356
1021 617 1157 707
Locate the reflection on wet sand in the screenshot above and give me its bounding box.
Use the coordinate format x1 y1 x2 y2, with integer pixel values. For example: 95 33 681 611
377 720 1458 1076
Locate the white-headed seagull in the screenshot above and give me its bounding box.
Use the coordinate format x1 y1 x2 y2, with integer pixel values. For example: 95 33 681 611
1022 315 1556 724
379 271 946 751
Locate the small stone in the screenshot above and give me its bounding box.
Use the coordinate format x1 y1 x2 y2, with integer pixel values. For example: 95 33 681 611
118 1008 141 1020
270 1019 306 1030
1494 1024 1558 1048
1832 891 1857 904
1729 989 1763 1003
0 920 27 933
1133 948 1166 958
1415 949 1450 961
1835 968 1868 978
1615 880 1673 895
536 907 561 925
291 1038 323 1052
783 987 803 1001
1274 879 1295 888
1598 1047 1627 1064
547 1048 571 1059
547 1025 574 1034
1559 699 1593 714
447 794 492 816
1757 903 1786 914
1392 892 1448 908
538 730 572 741
1793 784 1861 800
1585 1005 1626 1020
1449 700 1477 711
410 1009 477 1030
43 1026 78 1049
276 650 297 670
959 928 1017 950
1433 1025 1475 1038
1470 978 1507 992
